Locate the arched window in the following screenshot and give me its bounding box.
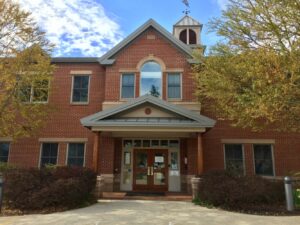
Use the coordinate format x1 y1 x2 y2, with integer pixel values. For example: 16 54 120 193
179 29 187 44
140 61 162 97
189 29 197 44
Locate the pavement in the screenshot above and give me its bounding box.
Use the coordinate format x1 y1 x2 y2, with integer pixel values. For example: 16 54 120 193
0 200 299 225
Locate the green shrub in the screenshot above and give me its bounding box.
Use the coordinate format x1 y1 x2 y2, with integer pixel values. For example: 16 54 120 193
3 166 97 211
198 170 285 211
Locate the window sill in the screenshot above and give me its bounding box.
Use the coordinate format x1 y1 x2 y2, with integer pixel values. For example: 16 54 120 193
70 102 89 105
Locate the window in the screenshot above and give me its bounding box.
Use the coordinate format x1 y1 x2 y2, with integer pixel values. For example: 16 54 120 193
253 144 274 176
140 61 162 98
179 29 187 44
224 144 244 175
121 74 135 98
19 80 49 103
72 76 89 103
40 143 58 167
189 29 197 44
0 142 10 163
167 73 181 99
67 143 85 167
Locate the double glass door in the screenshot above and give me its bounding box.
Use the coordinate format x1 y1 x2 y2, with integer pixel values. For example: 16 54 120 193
133 149 168 192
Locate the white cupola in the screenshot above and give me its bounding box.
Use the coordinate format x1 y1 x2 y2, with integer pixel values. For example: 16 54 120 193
173 15 203 47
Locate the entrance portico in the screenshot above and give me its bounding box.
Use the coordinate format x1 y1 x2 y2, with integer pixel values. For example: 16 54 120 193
81 95 215 193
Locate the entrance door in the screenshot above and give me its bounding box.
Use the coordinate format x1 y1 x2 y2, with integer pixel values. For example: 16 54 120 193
133 149 168 192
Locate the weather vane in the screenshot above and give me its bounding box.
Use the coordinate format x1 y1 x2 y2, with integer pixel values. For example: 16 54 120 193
183 8 190 15
182 0 190 15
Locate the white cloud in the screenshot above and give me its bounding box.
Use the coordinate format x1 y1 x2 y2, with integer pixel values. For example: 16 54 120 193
17 0 124 56
215 0 229 10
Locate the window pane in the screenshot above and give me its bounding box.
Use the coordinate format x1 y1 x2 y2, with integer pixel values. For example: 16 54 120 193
72 76 89 102
67 143 85 167
140 61 162 97
18 86 31 102
122 87 134 98
41 143 58 167
254 144 274 176
224 144 244 175
168 74 181 99
0 142 10 163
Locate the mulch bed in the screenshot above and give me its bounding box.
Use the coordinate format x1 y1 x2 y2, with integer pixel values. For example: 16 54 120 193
0 205 69 216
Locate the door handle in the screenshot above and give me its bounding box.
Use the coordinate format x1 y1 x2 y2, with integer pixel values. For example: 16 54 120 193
147 166 151 176
151 166 154 176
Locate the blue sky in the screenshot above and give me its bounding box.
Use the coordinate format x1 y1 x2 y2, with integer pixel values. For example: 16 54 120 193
18 0 228 57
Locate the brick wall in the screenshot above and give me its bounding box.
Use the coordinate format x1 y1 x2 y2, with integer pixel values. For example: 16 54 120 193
9 63 105 168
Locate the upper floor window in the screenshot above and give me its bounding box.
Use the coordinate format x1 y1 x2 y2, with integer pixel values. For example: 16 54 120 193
0 142 10 163
121 74 135 99
253 144 274 176
140 61 162 98
179 29 187 44
19 80 49 103
72 76 89 103
167 73 181 99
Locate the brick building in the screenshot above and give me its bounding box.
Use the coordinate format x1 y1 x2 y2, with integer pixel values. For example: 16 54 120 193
1 16 300 193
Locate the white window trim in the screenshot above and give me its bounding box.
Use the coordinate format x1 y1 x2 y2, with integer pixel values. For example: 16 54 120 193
139 62 163 99
66 143 86 167
223 144 246 175
166 73 182 101
252 144 276 177
70 75 90 105
38 142 59 168
120 73 136 100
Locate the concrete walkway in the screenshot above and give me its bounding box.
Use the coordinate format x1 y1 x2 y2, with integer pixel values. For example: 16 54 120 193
0 200 299 225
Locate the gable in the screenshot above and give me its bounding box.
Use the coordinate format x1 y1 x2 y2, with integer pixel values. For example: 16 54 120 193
81 95 215 129
113 103 186 119
99 19 193 65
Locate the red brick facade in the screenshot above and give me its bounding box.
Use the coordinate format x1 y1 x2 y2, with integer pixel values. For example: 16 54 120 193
3 19 300 193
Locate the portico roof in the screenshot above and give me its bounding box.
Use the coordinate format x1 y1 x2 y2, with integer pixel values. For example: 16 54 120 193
81 95 215 132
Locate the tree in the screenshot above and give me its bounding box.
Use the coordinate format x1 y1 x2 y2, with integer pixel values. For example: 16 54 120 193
149 85 160 97
193 0 300 132
0 0 54 139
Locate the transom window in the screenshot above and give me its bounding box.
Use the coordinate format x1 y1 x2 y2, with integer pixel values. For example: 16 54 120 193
0 142 10 163
253 144 274 176
123 139 179 148
121 74 135 98
167 73 181 99
67 143 85 167
140 61 162 98
40 143 58 167
224 144 245 175
72 76 89 103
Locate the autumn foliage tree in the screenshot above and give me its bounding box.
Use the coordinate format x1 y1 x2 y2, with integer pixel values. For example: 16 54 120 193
0 0 54 139
194 0 300 132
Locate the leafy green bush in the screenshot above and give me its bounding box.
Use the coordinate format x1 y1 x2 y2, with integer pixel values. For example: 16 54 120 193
3 166 97 211
198 170 285 211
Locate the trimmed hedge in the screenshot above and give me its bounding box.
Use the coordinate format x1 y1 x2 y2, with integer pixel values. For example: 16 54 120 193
197 170 285 212
3 166 97 211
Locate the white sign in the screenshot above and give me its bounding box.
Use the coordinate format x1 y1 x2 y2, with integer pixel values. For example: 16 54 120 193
155 156 164 163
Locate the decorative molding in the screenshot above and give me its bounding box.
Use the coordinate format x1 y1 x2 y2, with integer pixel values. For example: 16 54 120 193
221 139 275 144
165 68 184 73
119 69 138 73
38 138 88 143
0 137 13 142
70 70 92 75
136 55 166 71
